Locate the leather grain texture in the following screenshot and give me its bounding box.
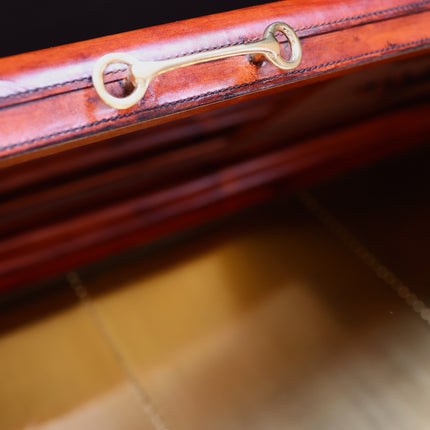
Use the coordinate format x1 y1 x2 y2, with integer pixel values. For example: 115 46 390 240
0 0 430 164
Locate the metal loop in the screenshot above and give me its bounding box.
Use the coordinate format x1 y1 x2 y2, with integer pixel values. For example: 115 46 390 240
92 53 149 110
263 22 302 70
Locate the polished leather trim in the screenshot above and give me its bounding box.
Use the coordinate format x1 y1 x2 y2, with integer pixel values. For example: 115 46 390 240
1 0 429 106
0 1 429 163
1 0 429 104
6 37 430 151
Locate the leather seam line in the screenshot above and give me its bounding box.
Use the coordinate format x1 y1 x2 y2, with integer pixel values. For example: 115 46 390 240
5 37 430 153
1 0 429 102
296 0 430 31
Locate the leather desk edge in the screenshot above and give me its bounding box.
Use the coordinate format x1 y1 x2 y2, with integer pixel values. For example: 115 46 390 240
0 0 429 164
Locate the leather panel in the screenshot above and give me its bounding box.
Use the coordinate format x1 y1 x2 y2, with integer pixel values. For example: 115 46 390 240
0 1 429 163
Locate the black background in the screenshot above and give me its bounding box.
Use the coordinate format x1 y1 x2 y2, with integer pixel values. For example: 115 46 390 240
2 0 268 57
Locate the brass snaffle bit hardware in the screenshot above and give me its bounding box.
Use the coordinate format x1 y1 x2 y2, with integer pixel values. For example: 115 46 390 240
92 22 302 110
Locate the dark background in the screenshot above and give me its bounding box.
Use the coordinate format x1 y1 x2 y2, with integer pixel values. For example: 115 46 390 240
2 0 267 57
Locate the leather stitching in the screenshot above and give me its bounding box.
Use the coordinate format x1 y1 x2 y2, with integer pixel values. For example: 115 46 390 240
1 0 429 102
4 37 430 152
296 0 430 31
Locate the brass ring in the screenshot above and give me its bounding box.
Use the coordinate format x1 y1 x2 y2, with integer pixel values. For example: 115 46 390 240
92 53 149 110
263 22 302 70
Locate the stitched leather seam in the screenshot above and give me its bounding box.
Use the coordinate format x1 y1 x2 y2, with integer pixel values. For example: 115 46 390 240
5 37 429 153
0 39 263 103
1 0 429 102
296 0 430 31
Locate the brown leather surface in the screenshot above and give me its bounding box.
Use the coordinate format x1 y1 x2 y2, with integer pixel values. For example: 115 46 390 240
1 99 429 293
0 0 429 163
0 47 429 292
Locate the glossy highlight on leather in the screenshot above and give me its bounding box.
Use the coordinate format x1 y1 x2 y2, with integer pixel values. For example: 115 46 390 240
0 0 429 163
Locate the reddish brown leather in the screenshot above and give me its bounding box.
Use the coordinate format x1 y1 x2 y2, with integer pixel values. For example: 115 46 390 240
0 46 429 293
0 0 430 164
1 100 429 293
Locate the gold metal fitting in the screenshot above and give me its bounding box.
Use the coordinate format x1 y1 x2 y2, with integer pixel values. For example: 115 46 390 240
92 22 302 110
